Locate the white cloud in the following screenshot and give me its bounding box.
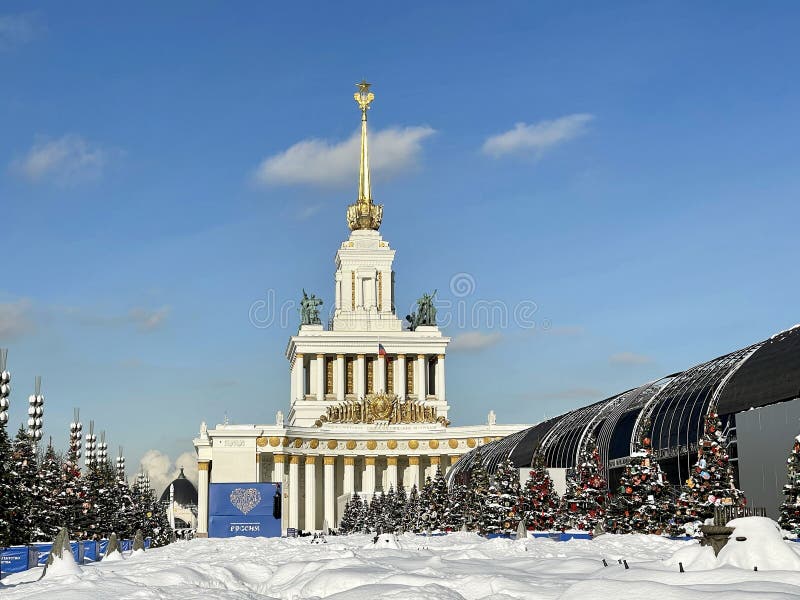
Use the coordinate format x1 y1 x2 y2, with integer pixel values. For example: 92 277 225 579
482 114 594 158
135 449 198 499
129 306 170 332
449 331 503 353
11 134 110 184
0 299 35 339
0 13 40 48
610 351 654 365
253 125 435 188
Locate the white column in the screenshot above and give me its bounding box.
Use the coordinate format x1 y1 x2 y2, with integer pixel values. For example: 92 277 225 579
336 355 345 401
356 354 365 399
335 272 342 311
273 453 285 483
437 354 445 401
364 457 376 495
197 461 209 537
408 456 420 489
386 456 398 491
316 354 326 401
376 354 386 393
288 456 300 530
294 354 304 400
397 354 406 400
324 456 335 530
416 354 426 399
305 456 316 531
343 457 355 495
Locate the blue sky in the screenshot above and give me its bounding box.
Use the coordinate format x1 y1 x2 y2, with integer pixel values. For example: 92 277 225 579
1 2 798 489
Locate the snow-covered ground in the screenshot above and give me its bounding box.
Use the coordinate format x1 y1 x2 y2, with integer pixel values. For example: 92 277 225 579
3 521 800 599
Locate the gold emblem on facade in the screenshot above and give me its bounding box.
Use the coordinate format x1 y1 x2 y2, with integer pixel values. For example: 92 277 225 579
448 439 459 449
327 440 338 450
467 438 476 448
309 439 319 449
429 440 439 449
408 440 419 450
256 436 268 447
317 392 450 426
346 440 357 450
269 436 280 447
387 440 398 450
366 440 377 450
294 438 303 448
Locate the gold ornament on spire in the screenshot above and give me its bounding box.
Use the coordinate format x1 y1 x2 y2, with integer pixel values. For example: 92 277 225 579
347 80 383 231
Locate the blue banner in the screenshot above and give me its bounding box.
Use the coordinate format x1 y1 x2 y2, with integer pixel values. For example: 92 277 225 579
82 541 98 562
32 542 53 566
0 546 37 579
69 541 84 564
98 539 108 556
208 482 282 538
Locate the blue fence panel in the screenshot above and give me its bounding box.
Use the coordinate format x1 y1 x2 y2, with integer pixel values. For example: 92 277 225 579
120 540 133 552
32 542 53 566
0 546 32 579
82 541 98 562
558 532 592 541
208 482 282 538
98 539 109 556
69 541 84 564
144 538 151 549
484 533 513 539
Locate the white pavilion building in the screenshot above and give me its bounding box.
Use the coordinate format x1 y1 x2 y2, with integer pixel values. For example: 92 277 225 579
193 81 527 535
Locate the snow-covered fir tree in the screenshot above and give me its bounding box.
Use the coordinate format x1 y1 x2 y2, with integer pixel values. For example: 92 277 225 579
422 468 449 532
555 437 608 533
338 492 363 534
780 434 800 535
9 424 39 544
465 447 490 532
671 409 746 535
606 429 672 534
393 486 408 532
381 487 398 533
417 474 435 531
365 492 382 532
0 419 13 546
34 441 65 541
444 482 468 531
403 484 420 533
484 457 521 534
520 451 559 531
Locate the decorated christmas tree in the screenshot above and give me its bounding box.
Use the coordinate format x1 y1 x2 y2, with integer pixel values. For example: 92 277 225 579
780 434 800 535
606 427 672 534
465 447 490 532
520 451 559 531
555 436 608 533
485 457 522 534
671 409 745 535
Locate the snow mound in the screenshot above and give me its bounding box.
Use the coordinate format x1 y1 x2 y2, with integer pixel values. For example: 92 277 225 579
717 517 800 571
44 553 82 579
102 550 125 562
365 533 401 549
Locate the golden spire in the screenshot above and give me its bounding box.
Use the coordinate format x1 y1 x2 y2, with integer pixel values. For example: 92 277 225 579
347 80 383 231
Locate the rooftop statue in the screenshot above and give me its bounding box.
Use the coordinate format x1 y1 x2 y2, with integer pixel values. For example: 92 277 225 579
406 290 437 331
299 289 323 326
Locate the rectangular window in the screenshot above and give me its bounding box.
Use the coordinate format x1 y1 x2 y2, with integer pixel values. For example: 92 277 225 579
366 357 374 394
386 358 394 394
406 358 415 395
428 358 436 397
346 357 354 395
326 357 334 395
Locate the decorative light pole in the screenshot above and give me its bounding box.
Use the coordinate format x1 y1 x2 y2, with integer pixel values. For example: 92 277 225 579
85 420 97 470
116 447 126 480
0 349 10 427
98 431 108 467
27 375 44 446
68 409 83 469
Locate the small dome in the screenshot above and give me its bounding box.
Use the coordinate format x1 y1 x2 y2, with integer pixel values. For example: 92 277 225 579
160 467 198 506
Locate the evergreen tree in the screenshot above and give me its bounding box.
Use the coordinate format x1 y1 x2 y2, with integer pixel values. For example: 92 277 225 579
9 425 39 544
555 437 608 533
365 492 381 533
61 422 85 537
381 487 397 533
0 422 14 546
671 410 746 535
780 434 800 535
486 458 522 535
393 486 408 532
338 493 363 534
34 442 65 541
403 484 420 533
417 475 435 531
465 447 490 533
444 482 468 531
520 451 559 531
606 430 671 534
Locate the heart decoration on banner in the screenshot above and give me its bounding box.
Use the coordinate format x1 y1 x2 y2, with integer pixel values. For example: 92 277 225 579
229 487 262 515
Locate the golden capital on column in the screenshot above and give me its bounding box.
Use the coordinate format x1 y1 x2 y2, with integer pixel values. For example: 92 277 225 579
409 456 420 465
305 455 316 465
417 354 425 359
344 456 355 466
450 454 461 464
197 461 210 471
336 354 344 359
296 353 304 359
273 454 285 463
387 456 398 466
430 456 440 465
357 353 365 359
437 354 445 360
290 455 300 465
324 456 336 465
365 457 376 466
317 353 325 358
